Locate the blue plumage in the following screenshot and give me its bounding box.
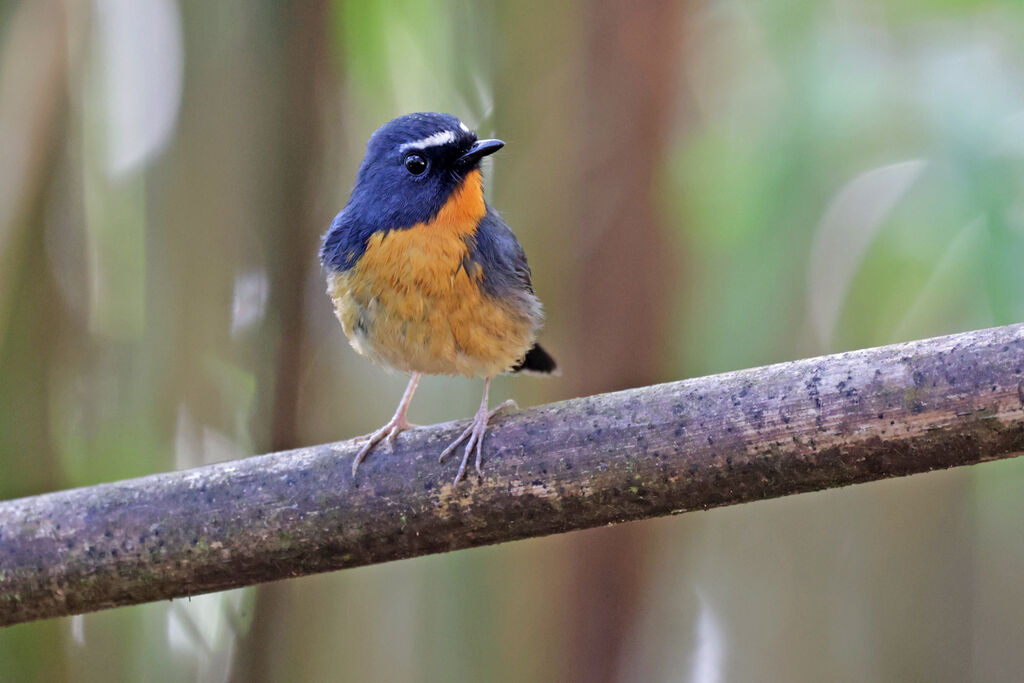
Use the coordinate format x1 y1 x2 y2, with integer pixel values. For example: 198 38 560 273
463 207 535 299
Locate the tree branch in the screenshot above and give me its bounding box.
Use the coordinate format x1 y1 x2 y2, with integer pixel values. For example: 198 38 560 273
2 324 1023 626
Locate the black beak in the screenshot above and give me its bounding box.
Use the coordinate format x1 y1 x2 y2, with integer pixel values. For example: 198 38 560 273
457 138 505 168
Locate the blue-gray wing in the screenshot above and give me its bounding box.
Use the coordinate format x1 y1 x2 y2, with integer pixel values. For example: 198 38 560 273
465 207 535 299
466 208 555 373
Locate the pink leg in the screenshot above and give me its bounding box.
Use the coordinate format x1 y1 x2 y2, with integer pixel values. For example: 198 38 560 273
351 372 421 476
438 377 517 485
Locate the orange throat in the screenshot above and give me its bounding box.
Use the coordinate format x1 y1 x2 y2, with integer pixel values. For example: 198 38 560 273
428 169 486 236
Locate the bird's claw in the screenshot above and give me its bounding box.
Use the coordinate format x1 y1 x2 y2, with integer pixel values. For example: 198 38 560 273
438 399 517 484
387 420 415 446
351 416 417 476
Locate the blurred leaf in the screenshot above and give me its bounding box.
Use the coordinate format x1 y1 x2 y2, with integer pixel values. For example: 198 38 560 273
93 0 183 178
808 159 926 348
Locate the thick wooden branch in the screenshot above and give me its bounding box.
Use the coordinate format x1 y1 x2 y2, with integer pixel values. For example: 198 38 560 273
2 324 1023 626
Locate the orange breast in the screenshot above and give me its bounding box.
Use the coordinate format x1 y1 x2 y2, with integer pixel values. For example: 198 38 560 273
327 171 538 377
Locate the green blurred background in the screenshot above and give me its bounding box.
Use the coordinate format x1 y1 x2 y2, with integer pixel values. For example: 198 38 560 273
2 0 1023 680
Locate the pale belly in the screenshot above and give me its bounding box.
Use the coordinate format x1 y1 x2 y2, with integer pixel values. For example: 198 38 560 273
327 267 538 378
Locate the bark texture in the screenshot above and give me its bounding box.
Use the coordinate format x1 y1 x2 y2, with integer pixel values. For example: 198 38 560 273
2 324 1023 626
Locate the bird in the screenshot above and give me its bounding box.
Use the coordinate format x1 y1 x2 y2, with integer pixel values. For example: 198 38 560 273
320 112 556 484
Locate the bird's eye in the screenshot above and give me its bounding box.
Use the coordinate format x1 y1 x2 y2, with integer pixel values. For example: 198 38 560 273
404 153 427 175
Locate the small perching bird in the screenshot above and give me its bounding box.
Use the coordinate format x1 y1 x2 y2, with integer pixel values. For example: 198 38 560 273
320 113 556 484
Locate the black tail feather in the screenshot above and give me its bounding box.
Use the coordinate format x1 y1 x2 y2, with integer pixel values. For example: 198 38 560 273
512 343 558 375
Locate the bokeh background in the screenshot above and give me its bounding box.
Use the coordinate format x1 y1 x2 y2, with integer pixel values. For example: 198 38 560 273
2 0 1023 681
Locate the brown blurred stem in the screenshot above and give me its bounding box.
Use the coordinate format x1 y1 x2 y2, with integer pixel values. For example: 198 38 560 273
568 1 685 677
2 324 1024 627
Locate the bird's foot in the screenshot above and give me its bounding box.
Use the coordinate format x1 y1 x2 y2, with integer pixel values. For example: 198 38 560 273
350 414 417 476
438 399 517 484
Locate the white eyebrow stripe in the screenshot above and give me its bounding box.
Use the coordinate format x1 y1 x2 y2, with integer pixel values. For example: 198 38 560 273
400 129 456 151
459 121 470 133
